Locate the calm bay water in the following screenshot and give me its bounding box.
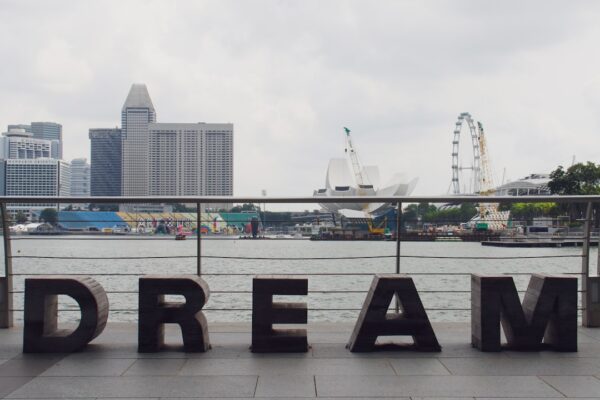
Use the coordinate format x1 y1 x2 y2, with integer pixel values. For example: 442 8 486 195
7 236 590 322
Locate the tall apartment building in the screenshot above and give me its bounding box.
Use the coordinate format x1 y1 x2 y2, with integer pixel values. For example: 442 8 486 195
70 158 90 197
205 127 234 196
4 158 70 216
121 84 155 196
7 122 62 158
0 128 59 159
7 124 32 133
89 128 122 196
31 122 63 159
148 123 233 196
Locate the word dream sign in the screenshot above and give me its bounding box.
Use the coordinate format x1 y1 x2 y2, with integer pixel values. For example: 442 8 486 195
22 274 577 353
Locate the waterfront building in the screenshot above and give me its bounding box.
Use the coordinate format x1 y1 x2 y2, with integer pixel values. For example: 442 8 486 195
494 173 551 196
4 158 70 217
148 122 233 196
89 128 122 196
7 124 32 133
31 122 63 159
121 84 156 196
70 158 90 197
0 128 58 159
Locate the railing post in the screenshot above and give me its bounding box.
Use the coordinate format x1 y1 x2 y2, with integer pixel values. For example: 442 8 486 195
0 203 13 328
395 201 402 313
583 201 600 327
196 202 201 277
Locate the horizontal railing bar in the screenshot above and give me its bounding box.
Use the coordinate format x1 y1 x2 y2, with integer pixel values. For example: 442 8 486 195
11 272 584 276
2 195 600 204
9 255 582 260
8 290 588 294
5 309 585 312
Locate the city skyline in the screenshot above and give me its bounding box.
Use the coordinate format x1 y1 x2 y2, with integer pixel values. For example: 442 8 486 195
1 1 600 203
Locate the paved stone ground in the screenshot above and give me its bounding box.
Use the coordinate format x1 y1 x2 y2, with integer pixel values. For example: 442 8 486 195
0 322 599 399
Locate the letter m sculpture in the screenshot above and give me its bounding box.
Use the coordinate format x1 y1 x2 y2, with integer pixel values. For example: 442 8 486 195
471 273 577 352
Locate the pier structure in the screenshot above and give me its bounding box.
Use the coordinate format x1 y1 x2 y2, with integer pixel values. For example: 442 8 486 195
0 195 599 398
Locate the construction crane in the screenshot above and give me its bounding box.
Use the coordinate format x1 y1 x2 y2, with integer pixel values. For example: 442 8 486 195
477 122 494 195
476 122 498 219
343 127 383 235
344 127 370 194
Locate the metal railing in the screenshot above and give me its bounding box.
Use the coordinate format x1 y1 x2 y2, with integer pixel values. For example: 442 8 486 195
0 195 599 327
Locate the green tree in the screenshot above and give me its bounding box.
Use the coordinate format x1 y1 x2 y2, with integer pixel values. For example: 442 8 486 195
173 203 195 212
403 203 437 225
88 203 119 212
230 203 257 213
548 162 600 226
549 162 600 195
420 203 477 225
508 202 559 225
39 208 58 226
15 211 27 224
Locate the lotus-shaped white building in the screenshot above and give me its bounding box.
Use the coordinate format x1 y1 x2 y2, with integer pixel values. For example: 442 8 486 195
313 128 418 216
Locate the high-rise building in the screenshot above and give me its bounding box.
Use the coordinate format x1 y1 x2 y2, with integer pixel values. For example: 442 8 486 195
148 123 233 196
89 128 122 196
205 126 234 196
5 158 70 196
31 122 63 159
4 158 70 216
0 128 58 159
70 158 90 197
121 84 155 196
7 124 32 133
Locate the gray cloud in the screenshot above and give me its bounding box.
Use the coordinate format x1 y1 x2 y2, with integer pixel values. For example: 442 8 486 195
1 0 599 206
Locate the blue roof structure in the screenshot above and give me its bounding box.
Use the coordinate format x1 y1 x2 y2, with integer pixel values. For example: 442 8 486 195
57 211 128 231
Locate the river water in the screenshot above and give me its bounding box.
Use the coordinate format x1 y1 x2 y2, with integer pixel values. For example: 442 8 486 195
6 236 591 322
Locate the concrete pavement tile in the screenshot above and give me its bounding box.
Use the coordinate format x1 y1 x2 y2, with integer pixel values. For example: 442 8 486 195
411 398 475 400
540 376 600 397
255 375 316 397
579 328 600 341
0 357 62 376
311 342 510 359
389 359 451 375
160 398 407 400
440 357 600 376
180 358 395 376
0 377 33 398
504 342 600 359
41 357 136 376
315 375 562 398
6 376 258 398
124 359 187 376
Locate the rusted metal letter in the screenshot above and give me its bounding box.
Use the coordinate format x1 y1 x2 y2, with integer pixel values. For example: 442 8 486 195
23 276 108 353
471 273 577 352
252 275 308 353
348 274 440 352
138 275 210 352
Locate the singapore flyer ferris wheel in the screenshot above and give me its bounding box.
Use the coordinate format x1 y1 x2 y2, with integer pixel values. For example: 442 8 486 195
451 112 482 195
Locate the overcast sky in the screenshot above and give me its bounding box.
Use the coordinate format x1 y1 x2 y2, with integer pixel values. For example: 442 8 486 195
1 0 599 206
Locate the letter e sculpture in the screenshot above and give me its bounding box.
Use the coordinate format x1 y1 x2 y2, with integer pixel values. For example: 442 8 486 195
252 275 308 352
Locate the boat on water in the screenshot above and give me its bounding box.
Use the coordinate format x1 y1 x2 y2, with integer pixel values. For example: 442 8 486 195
174 224 189 240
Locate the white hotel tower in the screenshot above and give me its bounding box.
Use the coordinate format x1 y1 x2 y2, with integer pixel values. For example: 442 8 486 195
120 84 233 198
121 84 156 196
148 123 233 196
